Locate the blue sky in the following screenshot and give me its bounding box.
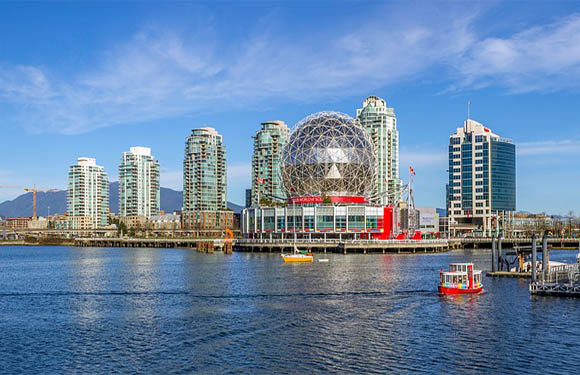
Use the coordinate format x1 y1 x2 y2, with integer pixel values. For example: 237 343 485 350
1 1 580 214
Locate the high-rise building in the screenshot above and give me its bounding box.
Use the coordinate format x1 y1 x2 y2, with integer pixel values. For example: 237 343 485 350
67 157 109 228
245 188 252 208
118 146 160 218
447 119 516 236
182 127 231 230
356 95 401 205
251 120 290 205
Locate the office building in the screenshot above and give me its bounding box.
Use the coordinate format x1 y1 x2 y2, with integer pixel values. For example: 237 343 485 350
118 146 160 218
251 120 290 205
67 157 109 228
356 95 401 205
447 119 516 236
245 189 252 208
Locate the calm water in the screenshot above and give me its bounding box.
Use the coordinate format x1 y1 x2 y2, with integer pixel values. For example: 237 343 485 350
0 246 579 374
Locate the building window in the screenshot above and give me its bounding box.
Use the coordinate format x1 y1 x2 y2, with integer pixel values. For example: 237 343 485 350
475 135 483 142
476 159 484 164
476 180 483 185
454 210 461 215
476 210 483 214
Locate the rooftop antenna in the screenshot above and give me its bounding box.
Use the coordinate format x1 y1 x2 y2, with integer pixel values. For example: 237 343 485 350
467 100 471 120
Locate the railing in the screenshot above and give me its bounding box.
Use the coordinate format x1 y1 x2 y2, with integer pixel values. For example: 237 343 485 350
538 263 580 284
462 237 580 243
236 238 449 245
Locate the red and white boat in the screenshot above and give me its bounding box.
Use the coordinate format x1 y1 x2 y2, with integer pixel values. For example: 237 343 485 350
439 263 483 295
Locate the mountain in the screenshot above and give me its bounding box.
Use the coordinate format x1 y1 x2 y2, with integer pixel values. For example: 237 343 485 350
0 190 68 218
227 202 244 214
0 183 243 218
107 182 183 214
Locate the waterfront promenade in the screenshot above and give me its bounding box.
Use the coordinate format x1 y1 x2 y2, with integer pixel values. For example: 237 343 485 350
3 235 579 254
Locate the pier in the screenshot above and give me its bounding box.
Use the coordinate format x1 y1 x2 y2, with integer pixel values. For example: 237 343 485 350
235 238 459 254
74 237 233 253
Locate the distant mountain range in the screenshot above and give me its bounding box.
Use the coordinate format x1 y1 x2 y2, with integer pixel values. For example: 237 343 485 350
0 182 244 218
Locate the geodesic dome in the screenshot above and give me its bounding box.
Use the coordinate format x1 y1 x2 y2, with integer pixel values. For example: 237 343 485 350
280 111 376 198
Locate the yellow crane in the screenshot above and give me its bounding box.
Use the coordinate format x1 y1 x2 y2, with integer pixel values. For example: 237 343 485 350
23 187 60 219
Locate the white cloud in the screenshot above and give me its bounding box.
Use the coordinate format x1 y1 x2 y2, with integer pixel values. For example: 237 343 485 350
400 150 447 168
2 6 580 134
518 139 580 156
0 5 479 134
455 14 580 92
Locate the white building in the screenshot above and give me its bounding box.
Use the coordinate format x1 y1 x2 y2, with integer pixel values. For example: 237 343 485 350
119 146 160 217
416 206 440 234
356 96 401 205
67 157 109 228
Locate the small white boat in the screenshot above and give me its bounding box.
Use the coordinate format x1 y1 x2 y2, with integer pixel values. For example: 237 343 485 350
318 259 329 263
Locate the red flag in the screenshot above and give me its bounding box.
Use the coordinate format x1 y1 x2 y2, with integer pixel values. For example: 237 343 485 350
409 166 416 176
257 177 264 183
483 127 490 133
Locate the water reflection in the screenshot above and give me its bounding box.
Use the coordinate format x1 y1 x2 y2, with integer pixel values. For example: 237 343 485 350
70 247 108 322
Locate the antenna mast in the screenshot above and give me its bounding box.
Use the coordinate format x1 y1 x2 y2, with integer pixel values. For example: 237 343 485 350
467 100 471 120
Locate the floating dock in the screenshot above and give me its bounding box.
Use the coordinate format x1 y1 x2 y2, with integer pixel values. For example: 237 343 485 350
530 263 580 297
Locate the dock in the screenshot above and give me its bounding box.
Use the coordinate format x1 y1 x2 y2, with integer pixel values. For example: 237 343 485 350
74 237 234 253
235 238 459 254
530 263 580 297
487 271 531 278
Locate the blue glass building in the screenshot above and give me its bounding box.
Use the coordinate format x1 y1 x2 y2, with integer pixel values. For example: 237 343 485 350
447 119 516 236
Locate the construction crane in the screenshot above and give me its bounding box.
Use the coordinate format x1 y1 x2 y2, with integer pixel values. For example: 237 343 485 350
0 185 59 219
23 187 60 219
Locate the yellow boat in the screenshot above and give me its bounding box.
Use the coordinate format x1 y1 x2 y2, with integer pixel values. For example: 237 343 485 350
281 247 313 263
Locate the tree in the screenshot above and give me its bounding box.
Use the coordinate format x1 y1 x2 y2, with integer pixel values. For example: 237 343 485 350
259 196 274 206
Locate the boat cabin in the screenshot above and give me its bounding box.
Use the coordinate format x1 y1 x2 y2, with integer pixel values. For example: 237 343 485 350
440 263 482 290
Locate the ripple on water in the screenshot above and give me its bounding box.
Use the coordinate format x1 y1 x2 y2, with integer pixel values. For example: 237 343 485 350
0 247 579 374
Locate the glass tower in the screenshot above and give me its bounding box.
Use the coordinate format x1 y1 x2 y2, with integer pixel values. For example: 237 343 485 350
118 146 160 217
251 120 290 206
447 119 516 236
356 96 401 205
183 127 227 211
67 157 109 228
